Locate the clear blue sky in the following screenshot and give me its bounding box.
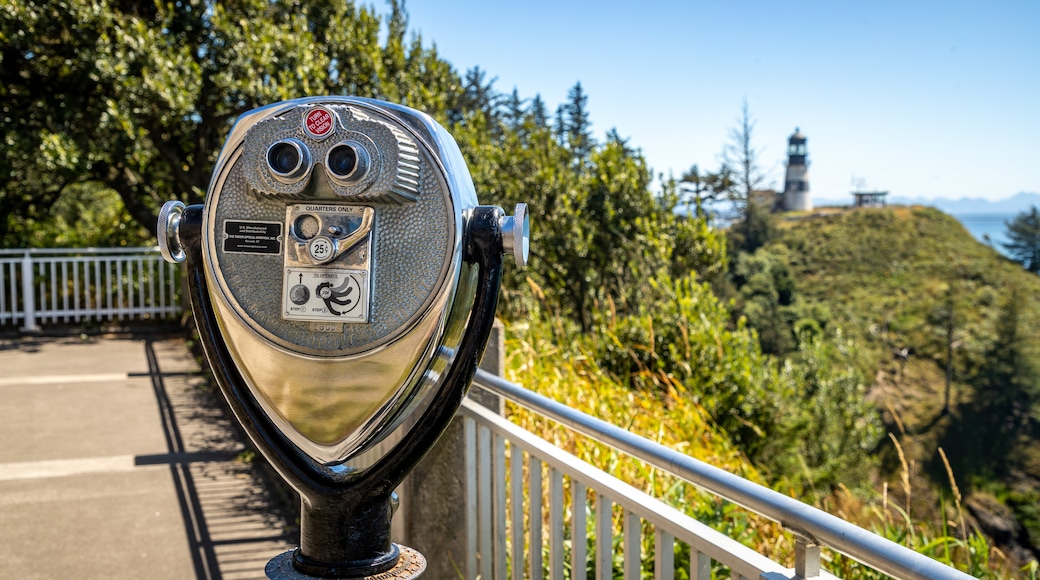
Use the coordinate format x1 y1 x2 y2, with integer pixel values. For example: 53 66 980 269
405 1 1038 203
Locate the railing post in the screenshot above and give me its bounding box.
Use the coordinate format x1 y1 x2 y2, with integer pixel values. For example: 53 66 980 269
20 251 38 332
794 536 821 579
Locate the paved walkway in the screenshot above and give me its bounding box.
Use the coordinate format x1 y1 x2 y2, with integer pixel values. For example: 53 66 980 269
0 332 295 579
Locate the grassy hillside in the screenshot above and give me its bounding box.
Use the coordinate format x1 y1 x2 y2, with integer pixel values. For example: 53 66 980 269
774 206 1040 564
501 258 1017 577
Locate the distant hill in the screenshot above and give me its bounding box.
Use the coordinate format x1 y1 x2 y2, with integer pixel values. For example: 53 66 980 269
774 206 1040 564
815 191 1040 215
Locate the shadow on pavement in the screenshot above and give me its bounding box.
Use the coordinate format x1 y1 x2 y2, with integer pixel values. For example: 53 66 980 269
143 337 296 580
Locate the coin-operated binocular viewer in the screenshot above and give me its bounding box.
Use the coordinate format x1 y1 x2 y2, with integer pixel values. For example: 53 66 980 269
158 97 529 579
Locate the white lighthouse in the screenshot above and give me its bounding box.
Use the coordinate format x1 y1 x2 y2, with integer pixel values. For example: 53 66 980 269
782 128 812 212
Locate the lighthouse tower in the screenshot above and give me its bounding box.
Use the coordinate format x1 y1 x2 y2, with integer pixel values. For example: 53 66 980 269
782 129 812 212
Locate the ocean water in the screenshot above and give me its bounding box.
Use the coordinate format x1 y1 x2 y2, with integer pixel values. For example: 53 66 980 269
952 213 1015 256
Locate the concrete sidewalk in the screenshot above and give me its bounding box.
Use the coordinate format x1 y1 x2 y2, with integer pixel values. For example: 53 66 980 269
0 332 294 579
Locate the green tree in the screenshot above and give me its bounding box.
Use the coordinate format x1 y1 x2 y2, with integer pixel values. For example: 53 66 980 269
940 284 1040 481
732 246 797 355
1 0 459 240
581 135 660 315
4 181 149 248
450 66 501 127
453 86 724 333
502 87 526 131
721 99 775 254
678 164 732 221
1003 206 1040 273
975 285 1040 438
527 94 550 128
658 176 729 281
771 331 883 491
484 125 661 331
723 99 773 222
726 194 778 256
560 82 595 165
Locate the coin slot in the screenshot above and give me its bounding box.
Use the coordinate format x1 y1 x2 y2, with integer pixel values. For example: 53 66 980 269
292 214 321 241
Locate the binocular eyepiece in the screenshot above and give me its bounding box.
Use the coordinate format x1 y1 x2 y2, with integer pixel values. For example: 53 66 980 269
266 138 371 186
266 138 310 182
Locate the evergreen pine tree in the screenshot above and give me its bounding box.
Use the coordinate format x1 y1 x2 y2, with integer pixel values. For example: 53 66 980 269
1003 206 1040 273
527 94 549 128
503 88 526 130
564 82 595 162
553 105 568 146
449 66 501 126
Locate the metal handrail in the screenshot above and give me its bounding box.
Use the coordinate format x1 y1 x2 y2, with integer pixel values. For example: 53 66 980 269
473 369 975 580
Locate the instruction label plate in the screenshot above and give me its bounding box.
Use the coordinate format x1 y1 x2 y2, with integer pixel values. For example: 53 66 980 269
283 268 369 323
223 221 282 254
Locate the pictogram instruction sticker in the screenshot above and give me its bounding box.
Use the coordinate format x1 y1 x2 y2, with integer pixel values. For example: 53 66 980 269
283 268 369 323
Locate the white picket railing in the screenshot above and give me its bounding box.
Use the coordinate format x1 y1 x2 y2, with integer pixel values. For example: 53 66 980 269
0 248 181 331
464 370 976 580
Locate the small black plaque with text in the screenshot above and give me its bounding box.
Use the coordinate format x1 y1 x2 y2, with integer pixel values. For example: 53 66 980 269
223 221 282 255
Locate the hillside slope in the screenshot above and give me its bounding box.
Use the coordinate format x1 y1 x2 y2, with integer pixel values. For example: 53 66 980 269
775 206 1040 563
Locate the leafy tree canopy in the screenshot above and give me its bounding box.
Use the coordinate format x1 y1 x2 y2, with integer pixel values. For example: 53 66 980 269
1 0 459 242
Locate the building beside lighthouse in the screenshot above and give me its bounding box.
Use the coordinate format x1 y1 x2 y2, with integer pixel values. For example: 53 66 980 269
781 129 812 212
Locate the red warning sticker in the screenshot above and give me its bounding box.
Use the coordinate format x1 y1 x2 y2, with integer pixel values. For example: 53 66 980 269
303 107 335 139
